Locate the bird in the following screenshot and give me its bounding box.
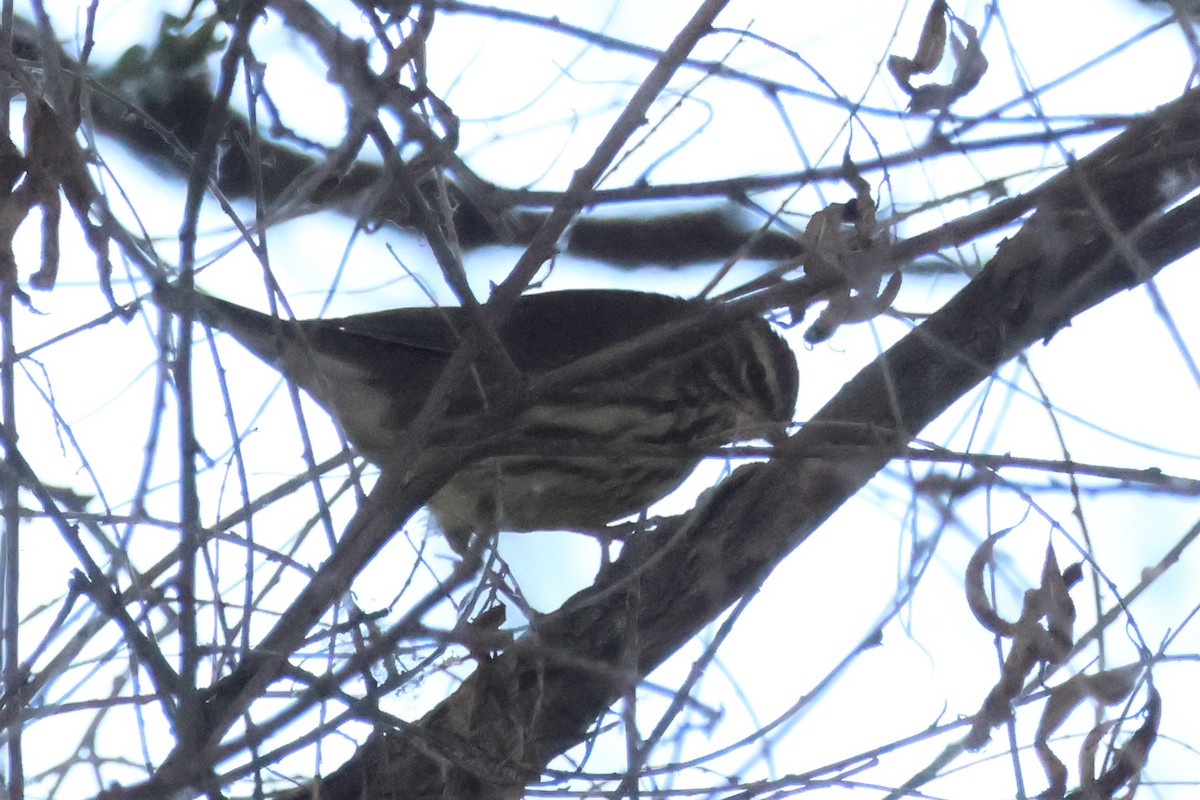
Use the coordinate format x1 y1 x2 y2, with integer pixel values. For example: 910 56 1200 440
160 286 798 553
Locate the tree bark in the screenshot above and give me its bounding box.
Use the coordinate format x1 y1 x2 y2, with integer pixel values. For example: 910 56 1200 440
269 87 1200 800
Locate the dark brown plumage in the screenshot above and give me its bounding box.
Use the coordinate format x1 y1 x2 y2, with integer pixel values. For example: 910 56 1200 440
167 288 797 551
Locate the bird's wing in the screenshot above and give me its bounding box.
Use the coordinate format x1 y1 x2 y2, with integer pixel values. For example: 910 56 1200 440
324 307 464 354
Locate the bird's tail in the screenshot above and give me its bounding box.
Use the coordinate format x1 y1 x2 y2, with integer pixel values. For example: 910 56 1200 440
152 281 294 366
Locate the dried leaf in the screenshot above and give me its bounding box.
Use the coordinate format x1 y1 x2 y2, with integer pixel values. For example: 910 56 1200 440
1068 688 1161 800
964 538 1087 751
887 0 948 87
890 2 989 113
1079 719 1119 797
1040 544 1077 667
907 16 988 113
1037 732 1069 800
912 0 949 73
1085 664 1143 706
1037 665 1146 799
802 156 896 342
1038 667 1140 747
965 529 1016 636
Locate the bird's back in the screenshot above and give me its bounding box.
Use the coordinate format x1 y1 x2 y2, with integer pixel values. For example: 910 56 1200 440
163 287 797 545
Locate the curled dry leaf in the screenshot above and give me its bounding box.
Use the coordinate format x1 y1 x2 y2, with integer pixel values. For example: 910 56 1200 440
888 0 988 113
1038 734 1070 800
963 538 1155 797
1035 664 1145 798
4 99 113 302
965 529 1016 636
966 538 1079 661
1078 718 1121 796
1039 545 1079 664
1070 688 1161 800
887 0 948 86
802 156 897 343
963 539 1082 750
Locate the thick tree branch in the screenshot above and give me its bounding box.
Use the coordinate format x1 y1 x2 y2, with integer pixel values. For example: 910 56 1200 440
263 86 1200 800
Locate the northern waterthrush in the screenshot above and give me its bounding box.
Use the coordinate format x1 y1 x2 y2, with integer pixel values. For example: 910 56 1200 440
167 288 798 551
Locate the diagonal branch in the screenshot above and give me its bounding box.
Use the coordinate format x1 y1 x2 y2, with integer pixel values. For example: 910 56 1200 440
264 86 1200 800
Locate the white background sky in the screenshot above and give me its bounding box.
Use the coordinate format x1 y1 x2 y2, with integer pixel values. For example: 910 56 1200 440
9 1 1200 797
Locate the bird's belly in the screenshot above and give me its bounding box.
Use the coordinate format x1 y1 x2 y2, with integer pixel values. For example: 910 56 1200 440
428 454 696 540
